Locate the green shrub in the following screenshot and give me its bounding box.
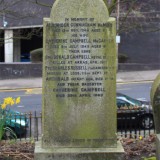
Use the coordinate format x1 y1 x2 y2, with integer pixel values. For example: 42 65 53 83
30 48 43 62
118 53 128 63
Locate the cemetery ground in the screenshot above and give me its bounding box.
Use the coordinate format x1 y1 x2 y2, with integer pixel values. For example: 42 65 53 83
0 134 156 160
0 71 159 160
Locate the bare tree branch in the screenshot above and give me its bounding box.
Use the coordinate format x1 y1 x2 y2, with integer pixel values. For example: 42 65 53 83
0 0 159 45
27 0 52 8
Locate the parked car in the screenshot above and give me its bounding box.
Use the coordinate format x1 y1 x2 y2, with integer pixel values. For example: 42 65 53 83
0 108 29 137
116 93 153 129
21 53 30 62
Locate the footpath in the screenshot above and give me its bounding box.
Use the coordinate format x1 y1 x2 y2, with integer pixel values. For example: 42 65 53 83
0 70 159 90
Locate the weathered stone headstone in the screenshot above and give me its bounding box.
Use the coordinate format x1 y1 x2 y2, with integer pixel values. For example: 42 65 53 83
151 73 160 160
35 0 124 159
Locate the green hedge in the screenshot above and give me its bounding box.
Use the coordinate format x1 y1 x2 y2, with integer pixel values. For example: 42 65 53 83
118 53 128 63
30 48 43 62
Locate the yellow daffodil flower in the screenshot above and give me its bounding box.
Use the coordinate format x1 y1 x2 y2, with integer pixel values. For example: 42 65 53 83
1 103 6 110
4 97 13 105
16 97 21 104
1 97 21 109
10 99 15 106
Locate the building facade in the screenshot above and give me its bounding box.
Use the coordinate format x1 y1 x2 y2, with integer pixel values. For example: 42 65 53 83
0 0 53 62
0 0 159 66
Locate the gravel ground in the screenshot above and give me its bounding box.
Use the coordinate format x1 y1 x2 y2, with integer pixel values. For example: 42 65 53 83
0 135 156 160
121 134 156 160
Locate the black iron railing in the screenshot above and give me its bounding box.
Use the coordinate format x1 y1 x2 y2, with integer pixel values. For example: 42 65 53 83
2 109 155 141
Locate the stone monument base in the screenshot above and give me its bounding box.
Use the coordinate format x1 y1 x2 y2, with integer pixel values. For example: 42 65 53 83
156 134 160 160
34 141 124 160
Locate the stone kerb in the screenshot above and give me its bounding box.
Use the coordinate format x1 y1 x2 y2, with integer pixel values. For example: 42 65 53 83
151 73 160 160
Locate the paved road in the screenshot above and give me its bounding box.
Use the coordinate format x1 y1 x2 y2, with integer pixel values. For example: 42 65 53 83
0 90 42 113
0 82 152 113
0 70 159 90
117 81 152 101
